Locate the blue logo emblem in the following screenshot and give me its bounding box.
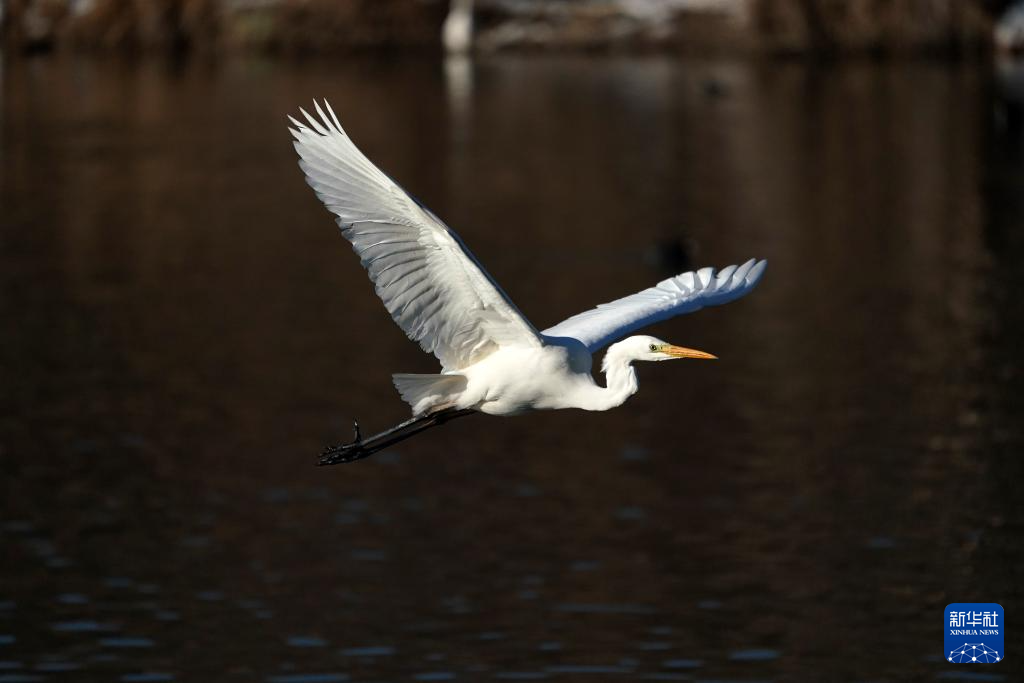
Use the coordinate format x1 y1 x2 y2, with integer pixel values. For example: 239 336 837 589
945 603 1003 664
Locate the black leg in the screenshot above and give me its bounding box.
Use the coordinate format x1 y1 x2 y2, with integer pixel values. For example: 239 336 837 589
318 408 475 465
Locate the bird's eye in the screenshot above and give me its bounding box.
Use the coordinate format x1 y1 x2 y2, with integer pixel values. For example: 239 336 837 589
649 344 658 352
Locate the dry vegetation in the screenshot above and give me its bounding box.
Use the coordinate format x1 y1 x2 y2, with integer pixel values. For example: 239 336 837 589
0 0 998 55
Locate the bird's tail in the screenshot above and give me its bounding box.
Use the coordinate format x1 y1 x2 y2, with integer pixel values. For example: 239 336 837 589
392 373 468 416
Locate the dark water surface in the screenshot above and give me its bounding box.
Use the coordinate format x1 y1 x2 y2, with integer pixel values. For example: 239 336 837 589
2 53 1023 681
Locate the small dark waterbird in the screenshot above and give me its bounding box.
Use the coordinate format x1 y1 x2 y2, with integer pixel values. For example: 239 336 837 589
289 101 766 465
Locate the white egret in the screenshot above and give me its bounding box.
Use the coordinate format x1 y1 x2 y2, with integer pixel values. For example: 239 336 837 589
289 102 766 464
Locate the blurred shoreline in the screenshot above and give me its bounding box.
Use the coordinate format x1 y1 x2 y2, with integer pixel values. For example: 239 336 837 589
0 0 1003 58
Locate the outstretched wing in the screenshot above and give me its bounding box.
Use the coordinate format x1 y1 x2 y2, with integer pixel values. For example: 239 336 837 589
290 101 542 372
542 259 767 352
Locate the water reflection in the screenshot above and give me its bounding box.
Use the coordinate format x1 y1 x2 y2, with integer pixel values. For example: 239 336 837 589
1 53 1023 680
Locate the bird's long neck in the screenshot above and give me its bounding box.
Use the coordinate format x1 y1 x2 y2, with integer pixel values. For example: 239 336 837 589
587 342 639 411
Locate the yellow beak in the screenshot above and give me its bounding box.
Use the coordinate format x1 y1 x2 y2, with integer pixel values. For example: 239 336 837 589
664 345 717 360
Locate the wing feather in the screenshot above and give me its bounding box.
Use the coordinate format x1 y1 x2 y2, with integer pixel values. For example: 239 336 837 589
291 101 541 371
542 259 766 352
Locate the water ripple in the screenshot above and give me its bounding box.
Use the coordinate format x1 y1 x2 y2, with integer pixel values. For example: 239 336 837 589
663 659 703 669
266 675 348 683
339 646 395 657
555 604 656 615
286 637 327 648
545 665 632 674
99 637 155 648
51 621 118 633
728 649 780 662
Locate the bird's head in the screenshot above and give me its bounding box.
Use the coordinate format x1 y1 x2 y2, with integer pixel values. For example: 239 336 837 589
620 335 717 362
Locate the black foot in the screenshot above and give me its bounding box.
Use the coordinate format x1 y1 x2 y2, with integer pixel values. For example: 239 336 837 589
318 419 369 466
318 441 370 465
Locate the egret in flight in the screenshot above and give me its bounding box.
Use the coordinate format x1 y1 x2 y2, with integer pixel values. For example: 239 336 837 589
289 102 766 464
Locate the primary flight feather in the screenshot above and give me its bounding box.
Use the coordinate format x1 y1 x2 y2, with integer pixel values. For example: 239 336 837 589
289 101 765 461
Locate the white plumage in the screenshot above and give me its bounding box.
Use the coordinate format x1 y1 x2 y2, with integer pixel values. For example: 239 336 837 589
543 259 766 353
290 101 540 373
290 101 766 418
